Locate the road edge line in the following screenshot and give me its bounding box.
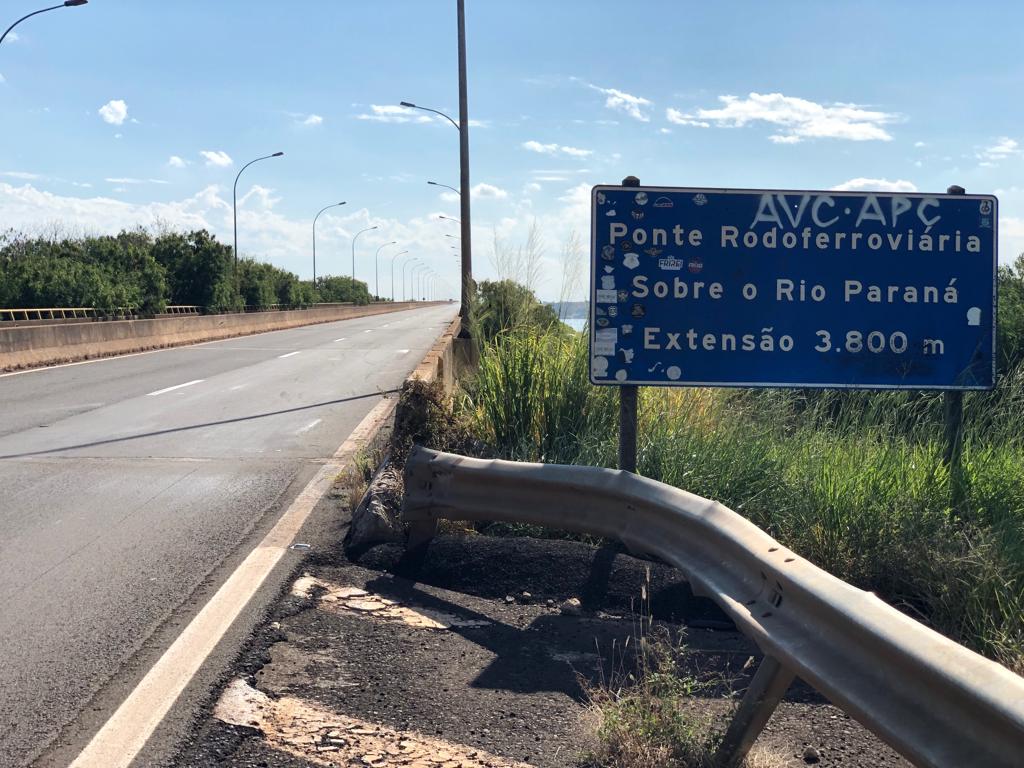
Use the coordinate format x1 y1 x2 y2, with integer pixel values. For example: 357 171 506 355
67 394 399 768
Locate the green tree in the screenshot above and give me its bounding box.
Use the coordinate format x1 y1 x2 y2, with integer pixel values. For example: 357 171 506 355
314 274 372 304
472 279 559 343
998 253 1024 374
151 230 237 310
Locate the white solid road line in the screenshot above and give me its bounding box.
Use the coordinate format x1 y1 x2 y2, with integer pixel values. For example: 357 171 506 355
145 379 204 397
333 338 346 342
277 351 302 359
68 395 399 768
295 418 322 435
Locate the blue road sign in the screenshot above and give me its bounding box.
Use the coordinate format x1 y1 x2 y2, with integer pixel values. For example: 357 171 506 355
589 186 997 390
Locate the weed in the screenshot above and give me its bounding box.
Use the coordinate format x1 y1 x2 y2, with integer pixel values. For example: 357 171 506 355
583 571 741 768
458 325 1024 669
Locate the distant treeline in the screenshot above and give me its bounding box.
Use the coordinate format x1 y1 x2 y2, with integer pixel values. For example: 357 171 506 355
0 228 373 314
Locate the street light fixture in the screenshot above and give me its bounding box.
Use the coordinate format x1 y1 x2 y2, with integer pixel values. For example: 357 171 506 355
374 241 398 300
437 214 461 224
427 180 460 196
351 225 377 282
389 250 409 302
399 102 458 131
2 1 87 47
233 151 284 287
312 202 346 284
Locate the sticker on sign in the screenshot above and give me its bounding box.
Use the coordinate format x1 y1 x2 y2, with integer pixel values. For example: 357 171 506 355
589 186 997 390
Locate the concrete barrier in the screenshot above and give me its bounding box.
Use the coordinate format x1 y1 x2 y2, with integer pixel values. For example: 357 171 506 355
407 315 462 393
0 302 445 372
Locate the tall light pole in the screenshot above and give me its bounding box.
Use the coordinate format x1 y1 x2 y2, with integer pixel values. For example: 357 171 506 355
313 202 345 285
400 0 473 332
374 241 398 300
411 263 427 301
390 250 409 302
233 151 284 286
397 252 415 301
403 258 421 302
1 0 87 47
351 225 377 282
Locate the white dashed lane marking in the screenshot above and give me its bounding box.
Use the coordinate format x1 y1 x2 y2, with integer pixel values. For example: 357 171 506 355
277 351 301 359
295 419 322 435
146 380 204 397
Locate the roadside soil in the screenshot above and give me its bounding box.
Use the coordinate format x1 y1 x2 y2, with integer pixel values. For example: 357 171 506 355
173 528 909 768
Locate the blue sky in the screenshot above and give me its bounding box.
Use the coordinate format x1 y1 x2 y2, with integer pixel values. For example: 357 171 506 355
2 0 1024 300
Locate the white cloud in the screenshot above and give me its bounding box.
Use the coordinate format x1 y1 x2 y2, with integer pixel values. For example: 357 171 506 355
560 145 593 158
2 171 42 180
830 178 918 193
168 155 187 168
521 140 592 158
98 99 128 126
355 105 433 124
914 141 927 148
104 177 169 185
665 108 709 128
0 74 6 84
588 84 652 121
471 183 508 200
200 150 233 167
524 182 542 194
302 114 324 126
689 92 897 143
523 140 558 154
6 32 18 43
977 137 1020 164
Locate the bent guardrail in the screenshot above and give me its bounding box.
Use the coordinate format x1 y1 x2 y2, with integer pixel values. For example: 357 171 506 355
402 447 1024 768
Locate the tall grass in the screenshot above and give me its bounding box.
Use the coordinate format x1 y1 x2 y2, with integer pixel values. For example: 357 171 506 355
462 327 1024 671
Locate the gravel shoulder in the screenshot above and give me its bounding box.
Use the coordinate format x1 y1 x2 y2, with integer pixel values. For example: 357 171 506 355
172 527 909 768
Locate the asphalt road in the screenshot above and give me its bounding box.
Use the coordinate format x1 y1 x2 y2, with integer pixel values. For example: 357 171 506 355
0 303 457 767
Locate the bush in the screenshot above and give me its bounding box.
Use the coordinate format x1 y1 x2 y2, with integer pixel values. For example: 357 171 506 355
314 274 372 305
460 286 1024 671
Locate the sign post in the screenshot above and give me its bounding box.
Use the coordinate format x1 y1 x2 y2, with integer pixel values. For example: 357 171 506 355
943 184 967 511
589 184 997 467
618 176 640 473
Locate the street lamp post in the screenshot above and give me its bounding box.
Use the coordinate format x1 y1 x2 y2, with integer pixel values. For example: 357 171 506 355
403 259 420 302
1 0 87 47
233 151 284 287
374 241 398 300
351 225 378 283
397 253 415 300
411 264 427 301
400 0 473 331
313 202 345 285
390 250 409 302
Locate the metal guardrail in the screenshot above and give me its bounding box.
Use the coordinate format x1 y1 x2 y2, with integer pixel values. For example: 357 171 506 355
0 307 100 322
1 301 394 325
402 448 1024 768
